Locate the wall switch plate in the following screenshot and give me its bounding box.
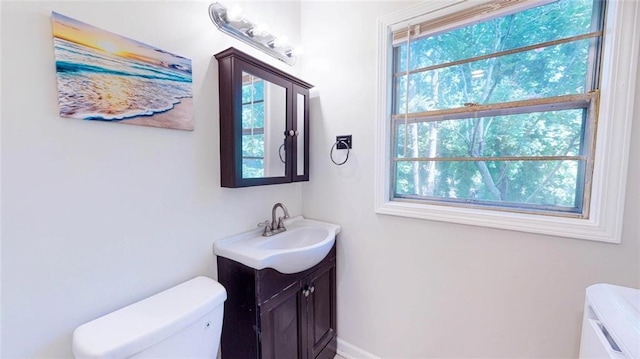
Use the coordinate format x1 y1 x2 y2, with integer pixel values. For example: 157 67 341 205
336 135 352 149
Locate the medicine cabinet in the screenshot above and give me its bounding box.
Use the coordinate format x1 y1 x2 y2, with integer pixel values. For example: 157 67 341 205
215 47 312 188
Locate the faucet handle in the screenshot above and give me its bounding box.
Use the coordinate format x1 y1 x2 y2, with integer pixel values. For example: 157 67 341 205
276 216 286 229
258 220 272 236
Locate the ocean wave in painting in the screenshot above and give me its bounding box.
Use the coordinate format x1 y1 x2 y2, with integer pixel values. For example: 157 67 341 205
53 38 192 121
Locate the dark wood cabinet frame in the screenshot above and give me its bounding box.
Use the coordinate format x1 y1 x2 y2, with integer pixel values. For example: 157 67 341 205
215 47 312 188
217 244 337 359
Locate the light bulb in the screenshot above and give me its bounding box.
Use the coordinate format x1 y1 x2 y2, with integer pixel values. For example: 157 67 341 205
252 23 269 37
273 36 289 49
227 5 243 22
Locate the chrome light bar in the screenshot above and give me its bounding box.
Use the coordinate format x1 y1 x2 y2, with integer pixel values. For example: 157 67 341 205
208 2 296 65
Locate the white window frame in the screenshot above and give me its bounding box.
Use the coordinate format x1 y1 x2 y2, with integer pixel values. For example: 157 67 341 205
374 0 639 243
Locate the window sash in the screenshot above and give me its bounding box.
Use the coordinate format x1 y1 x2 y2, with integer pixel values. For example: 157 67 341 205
391 0 606 116
391 156 591 216
389 92 598 217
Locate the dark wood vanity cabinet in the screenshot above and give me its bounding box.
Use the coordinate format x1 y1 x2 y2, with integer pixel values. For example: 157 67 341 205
214 47 312 188
217 245 337 359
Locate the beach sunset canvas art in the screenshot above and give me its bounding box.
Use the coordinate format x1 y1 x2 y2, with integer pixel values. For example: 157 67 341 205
51 12 193 130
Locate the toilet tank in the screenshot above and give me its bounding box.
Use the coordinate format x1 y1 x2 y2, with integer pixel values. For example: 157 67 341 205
72 276 226 359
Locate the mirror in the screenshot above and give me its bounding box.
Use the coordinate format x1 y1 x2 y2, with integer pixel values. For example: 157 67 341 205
296 93 305 176
241 72 287 179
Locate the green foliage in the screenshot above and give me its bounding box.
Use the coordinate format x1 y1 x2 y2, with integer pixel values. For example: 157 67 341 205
392 0 601 212
243 158 264 178
241 78 266 178
241 77 264 102
242 103 264 128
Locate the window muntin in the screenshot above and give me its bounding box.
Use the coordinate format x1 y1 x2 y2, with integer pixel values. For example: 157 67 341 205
390 0 604 216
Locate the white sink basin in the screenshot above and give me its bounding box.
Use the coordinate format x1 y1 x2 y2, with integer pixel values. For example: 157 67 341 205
214 216 341 274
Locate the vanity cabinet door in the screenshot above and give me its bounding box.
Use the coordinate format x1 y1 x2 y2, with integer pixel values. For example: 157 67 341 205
259 282 306 359
259 261 336 359
306 260 337 359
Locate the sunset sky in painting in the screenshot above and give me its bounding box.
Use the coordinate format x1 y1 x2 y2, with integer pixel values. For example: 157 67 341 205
51 12 190 70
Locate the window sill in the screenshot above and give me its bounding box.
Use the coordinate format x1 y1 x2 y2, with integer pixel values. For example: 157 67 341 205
375 200 620 243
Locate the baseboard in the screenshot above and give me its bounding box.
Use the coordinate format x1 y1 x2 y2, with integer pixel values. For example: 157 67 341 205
336 338 381 359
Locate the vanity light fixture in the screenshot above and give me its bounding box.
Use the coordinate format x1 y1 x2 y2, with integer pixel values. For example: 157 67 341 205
208 2 297 65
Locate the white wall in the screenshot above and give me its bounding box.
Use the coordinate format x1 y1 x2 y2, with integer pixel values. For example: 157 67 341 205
0 1 304 357
300 1 640 358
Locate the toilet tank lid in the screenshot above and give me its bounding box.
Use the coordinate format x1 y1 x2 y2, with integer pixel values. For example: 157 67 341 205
72 276 226 358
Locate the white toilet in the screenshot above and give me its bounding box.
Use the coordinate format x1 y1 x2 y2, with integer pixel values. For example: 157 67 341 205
72 276 227 358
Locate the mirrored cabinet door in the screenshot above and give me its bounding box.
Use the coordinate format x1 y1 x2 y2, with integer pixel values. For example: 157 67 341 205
215 47 313 188
241 72 287 179
293 86 309 181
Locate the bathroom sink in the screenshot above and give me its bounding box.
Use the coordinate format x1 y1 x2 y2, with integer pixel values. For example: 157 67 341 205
214 216 340 274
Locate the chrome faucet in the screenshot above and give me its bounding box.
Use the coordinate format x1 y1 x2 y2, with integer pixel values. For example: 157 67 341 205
258 202 290 237
272 202 290 230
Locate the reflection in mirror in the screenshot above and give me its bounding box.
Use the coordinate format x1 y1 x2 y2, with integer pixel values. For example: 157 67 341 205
296 93 305 176
241 72 286 179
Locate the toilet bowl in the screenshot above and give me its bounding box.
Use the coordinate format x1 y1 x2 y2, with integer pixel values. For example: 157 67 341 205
72 276 226 358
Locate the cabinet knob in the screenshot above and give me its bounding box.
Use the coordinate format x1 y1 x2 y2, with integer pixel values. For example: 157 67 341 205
303 288 310 297
309 285 315 294
289 130 295 136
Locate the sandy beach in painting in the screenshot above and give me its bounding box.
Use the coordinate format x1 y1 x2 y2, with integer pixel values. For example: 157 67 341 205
121 98 194 130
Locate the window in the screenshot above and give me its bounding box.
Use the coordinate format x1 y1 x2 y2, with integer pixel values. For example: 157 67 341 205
375 0 639 242
242 73 266 178
393 0 603 216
